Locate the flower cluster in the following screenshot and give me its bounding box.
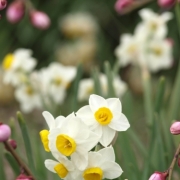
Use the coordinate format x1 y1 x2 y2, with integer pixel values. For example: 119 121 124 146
40 94 130 180
1 48 77 113
115 8 173 72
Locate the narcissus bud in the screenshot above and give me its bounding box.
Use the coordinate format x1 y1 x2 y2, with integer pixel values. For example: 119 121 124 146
158 0 175 9
170 121 180 135
0 0 7 10
29 10 50 30
16 174 33 180
115 0 133 14
0 123 11 142
6 0 25 23
149 171 168 180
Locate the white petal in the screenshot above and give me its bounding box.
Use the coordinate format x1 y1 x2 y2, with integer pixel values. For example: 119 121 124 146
109 113 130 131
71 151 88 171
55 116 66 128
77 131 100 151
42 111 55 129
98 147 115 163
44 159 59 173
88 151 102 167
89 94 107 112
101 161 123 179
106 98 122 113
100 126 116 147
76 105 95 126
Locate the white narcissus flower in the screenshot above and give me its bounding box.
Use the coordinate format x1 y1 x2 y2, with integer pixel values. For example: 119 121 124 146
2 48 37 86
136 8 173 39
45 152 78 180
40 111 67 152
78 74 127 102
115 34 143 67
14 73 42 113
40 62 76 104
76 94 130 147
81 147 123 180
48 113 100 170
142 39 173 72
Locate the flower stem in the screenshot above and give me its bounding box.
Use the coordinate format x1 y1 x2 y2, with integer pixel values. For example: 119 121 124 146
3 141 35 179
168 143 180 180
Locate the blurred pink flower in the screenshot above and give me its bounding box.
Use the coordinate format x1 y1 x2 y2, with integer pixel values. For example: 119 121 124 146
16 174 33 180
29 10 50 30
6 0 25 23
170 121 180 135
0 123 11 142
115 0 133 13
149 172 168 180
0 0 7 10
158 0 175 8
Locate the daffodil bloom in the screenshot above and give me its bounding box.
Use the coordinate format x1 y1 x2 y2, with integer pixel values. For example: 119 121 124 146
76 94 130 147
40 111 67 152
39 62 76 104
45 152 78 180
81 147 123 180
2 48 36 86
48 113 100 170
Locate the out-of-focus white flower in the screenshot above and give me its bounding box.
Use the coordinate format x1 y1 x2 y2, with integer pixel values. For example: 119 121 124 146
78 74 127 102
136 8 173 39
14 73 42 113
141 39 173 72
48 113 100 170
40 62 76 104
40 111 67 152
76 94 130 147
60 12 98 38
115 34 143 67
81 147 123 180
2 48 36 86
45 152 77 180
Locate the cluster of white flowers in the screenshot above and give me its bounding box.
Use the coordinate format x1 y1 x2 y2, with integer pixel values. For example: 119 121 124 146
78 73 127 102
115 8 173 72
40 94 130 180
1 48 77 113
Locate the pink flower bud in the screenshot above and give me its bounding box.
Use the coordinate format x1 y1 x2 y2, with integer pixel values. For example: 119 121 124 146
115 0 133 13
29 10 50 30
170 121 180 135
149 171 168 180
8 139 17 149
158 0 175 8
0 0 7 10
178 158 180 167
16 174 33 180
6 0 25 23
0 124 11 142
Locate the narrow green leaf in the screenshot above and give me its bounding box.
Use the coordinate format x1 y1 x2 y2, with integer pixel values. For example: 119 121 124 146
17 112 36 176
4 152 20 176
92 68 102 96
0 146 6 180
154 77 166 113
104 61 116 97
142 72 153 126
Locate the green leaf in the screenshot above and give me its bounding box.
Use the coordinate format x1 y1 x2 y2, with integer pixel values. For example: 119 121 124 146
17 112 36 176
4 152 20 176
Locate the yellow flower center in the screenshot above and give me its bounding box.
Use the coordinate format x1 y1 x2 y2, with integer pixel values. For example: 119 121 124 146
53 77 62 86
127 45 136 54
54 163 68 178
2 54 14 70
150 22 157 31
83 167 103 180
39 130 50 152
26 86 34 95
56 134 76 156
151 47 162 56
95 107 113 125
